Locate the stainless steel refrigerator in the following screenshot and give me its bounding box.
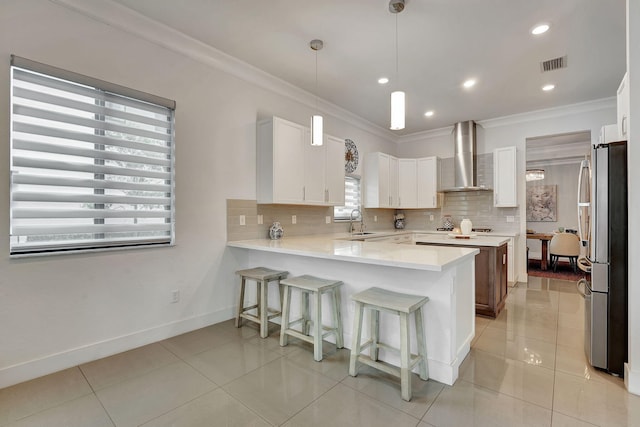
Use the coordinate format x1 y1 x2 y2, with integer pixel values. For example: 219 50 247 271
580 141 628 376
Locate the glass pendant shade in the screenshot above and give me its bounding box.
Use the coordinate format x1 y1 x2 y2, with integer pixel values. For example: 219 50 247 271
525 169 545 181
390 90 405 130
311 115 323 146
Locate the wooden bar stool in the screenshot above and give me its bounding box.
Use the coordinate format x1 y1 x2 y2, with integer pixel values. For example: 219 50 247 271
279 275 344 361
349 287 429 401
235 267 288 338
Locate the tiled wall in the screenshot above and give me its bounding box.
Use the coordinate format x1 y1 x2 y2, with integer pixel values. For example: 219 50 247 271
228 154 519 240
401 153 520 233
227 199 394 241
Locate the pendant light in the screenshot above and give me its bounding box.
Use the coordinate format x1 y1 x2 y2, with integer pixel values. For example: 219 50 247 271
389 0 405 130
310 39 324 146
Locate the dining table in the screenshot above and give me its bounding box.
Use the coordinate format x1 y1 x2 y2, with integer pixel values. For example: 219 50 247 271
526 233 554 270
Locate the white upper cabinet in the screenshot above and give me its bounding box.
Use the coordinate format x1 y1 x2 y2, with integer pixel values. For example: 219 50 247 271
388 155 399 208
416 156 440 208
365 152 391 208
366 153 440 209
617 72 629 140
398 159 417 208
493 146 517 207
257 116 344 205
325 135 346 205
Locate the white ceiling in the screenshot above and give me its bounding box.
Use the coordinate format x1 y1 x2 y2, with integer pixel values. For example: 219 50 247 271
111 0 626 136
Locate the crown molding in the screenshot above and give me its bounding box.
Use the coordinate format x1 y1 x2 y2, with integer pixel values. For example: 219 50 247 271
49 0 395 141
477 97 616 129
396 126 454 143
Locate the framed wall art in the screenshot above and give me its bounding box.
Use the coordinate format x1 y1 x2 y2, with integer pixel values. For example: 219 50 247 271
526 184 557 222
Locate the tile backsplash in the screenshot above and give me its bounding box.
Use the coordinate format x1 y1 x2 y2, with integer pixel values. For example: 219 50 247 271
228 154 519 241
402 191 520 232
227 199 394 241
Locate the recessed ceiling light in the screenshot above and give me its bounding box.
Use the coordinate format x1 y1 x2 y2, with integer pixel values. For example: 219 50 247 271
424 111 434 117
463 79 476 89
542 84 555 91
378 77 389 84
531 24 550 35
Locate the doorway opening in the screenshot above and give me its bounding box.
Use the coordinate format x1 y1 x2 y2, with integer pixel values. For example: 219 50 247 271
525 131 591 278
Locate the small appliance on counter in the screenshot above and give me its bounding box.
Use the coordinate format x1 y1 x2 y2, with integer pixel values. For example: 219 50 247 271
269 221 283 240
394 213 405 229
442 215 454 229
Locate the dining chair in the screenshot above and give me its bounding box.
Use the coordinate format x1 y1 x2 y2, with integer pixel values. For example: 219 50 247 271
549 233 580 273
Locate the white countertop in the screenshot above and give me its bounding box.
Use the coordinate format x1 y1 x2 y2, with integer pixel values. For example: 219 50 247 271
227 234 479 272
413 233 510 247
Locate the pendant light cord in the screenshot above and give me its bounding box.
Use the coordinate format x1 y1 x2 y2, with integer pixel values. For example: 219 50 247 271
395 13 399 88
315 48 319 114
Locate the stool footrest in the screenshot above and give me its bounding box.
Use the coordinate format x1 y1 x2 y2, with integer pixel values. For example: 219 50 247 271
282 328 313 344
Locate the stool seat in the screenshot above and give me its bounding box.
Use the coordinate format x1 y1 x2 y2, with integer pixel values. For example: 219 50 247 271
236 267 289 282
349 287 429 402
351 287 429 314
235 267 288 338
280 275 344 362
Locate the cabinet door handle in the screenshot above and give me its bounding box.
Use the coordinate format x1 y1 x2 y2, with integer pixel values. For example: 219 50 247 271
503 254 506 264
303 186 306 201
399 197 401 206
622 115 627 136
433 195 435 206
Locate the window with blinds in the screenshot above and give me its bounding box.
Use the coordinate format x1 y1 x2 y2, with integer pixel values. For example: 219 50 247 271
9 56 176 256
333 175 361 220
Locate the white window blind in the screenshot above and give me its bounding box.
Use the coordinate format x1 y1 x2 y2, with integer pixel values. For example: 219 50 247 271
10 56 176 256
334 176 361 220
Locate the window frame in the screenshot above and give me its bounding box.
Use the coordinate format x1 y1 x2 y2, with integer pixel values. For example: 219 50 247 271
333 174 362 221
9 55 176 257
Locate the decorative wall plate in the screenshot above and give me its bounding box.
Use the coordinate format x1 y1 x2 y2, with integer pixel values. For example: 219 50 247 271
345 139 359 173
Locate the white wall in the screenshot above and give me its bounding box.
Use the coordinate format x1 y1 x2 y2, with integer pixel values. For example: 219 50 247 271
625 0 639 396
0 0 395 387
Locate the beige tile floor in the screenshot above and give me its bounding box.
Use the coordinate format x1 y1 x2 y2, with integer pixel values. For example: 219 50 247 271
2 276 639 426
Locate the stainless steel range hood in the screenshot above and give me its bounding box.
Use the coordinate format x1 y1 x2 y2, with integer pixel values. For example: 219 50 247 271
442 121 492 192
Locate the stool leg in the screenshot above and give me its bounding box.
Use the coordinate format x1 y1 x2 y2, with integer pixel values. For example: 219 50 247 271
278 281 285 316
370 309 379 361
415 306 429 381
399 312 411 401
302 291 311 335
259 279 268 338
349 301 364 377
331 288 344 349
280 285 292 347
313 290 323 362
235 276 246 328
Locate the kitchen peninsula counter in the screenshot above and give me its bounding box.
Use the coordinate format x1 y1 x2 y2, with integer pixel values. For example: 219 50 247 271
228 235 479 385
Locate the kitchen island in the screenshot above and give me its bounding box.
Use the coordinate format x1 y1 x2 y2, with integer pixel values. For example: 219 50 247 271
228 235 479 385
414 234 509 318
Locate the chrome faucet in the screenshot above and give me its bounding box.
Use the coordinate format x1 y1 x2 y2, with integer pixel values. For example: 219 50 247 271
350 208 364 233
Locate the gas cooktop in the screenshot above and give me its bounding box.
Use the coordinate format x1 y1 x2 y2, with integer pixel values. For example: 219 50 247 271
436 227 493 232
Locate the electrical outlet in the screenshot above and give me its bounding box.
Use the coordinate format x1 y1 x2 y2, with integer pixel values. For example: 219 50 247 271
374 215 378 222
506 216 515 223
429 214 434 221
171 290 180 303
239 215 245 226
291 215 297 224
257 214 263 225
325 216 331 224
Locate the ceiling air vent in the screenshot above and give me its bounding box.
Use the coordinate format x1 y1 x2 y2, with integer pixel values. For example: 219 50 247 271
540 55 567 72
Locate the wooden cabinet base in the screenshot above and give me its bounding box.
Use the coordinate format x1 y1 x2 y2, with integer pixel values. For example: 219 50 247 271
417 242 508 318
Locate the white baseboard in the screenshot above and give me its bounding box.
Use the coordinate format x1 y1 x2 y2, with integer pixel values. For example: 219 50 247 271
0 307 234 389
625 363 640 396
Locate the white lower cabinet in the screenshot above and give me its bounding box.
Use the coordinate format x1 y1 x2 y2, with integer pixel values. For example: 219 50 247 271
257 116 344 205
